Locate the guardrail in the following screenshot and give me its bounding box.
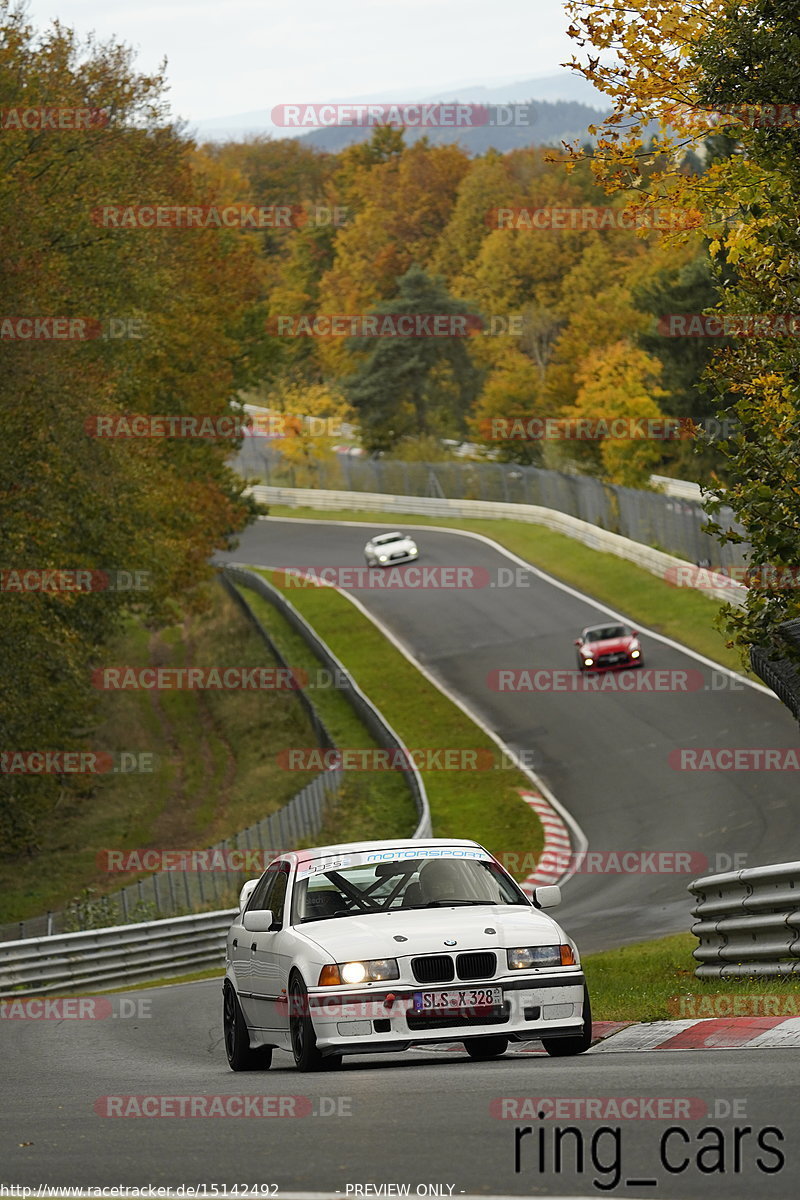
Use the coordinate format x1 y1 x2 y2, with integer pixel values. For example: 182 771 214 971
0 768 344 945
222 570 336 752
688 862 800 978
0 909 236 998
247 484 748 608
223 564 431 840
750 618 800 724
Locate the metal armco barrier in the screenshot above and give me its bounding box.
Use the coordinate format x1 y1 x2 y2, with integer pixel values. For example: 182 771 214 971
750 618 800 724
246 484 748 608
222 570 336 753
223 564 431 840
0 909 237 998
688 862 800 978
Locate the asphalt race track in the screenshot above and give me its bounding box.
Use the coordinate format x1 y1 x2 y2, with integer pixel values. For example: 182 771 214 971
4 515 800 1197
2 977 799 1196
218 518 800 951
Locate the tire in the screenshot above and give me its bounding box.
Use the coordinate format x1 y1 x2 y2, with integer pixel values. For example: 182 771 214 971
541 986 592 1057
576 655 585 671
223 981 273 1071
289 974 327 1072
464 1035 509 1060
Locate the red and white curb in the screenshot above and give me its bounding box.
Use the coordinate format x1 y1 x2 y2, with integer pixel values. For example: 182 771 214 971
516 788 572 892
592 1015 800 1051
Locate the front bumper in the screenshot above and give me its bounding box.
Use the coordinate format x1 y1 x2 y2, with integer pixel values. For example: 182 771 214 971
583 655 639 671
306 972 586 1052
377 550 418 565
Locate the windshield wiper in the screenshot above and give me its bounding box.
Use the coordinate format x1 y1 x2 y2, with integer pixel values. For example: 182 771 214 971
299 910 365 922
423 900 496 908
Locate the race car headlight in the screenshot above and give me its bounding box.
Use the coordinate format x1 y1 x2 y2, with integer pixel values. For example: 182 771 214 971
630 648 640 658
507 945 571 969
583 657 594 666
379 555 388 563
407 542 417 552
339 958 399 984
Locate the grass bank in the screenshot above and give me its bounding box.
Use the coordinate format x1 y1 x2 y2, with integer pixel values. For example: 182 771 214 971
0 585 318 924
584 932 800 1021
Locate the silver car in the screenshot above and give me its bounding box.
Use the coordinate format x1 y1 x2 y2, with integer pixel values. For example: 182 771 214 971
364 531 418 566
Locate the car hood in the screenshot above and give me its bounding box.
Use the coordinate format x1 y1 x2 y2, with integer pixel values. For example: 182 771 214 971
298 904 564 961
585 636 633 652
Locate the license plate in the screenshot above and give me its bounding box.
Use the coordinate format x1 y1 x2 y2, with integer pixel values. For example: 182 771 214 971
413 987 502 1012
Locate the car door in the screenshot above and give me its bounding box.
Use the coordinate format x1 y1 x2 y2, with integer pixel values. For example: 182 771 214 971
234 865 279 1026
246 862 291 1033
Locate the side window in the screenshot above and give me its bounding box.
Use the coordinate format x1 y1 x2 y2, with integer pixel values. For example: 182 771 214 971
269 869 289 928
246 866 278 913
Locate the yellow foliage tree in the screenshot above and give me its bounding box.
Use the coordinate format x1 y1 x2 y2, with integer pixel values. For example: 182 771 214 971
559 342 668 486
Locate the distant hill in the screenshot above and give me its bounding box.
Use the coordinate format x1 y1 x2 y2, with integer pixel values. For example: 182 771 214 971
296 99 609 154
190 71 609 148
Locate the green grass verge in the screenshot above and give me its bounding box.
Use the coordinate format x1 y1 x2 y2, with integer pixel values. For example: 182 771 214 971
265 505 746 674
244 567 544 878
585 932 800 1021
236 587 416 844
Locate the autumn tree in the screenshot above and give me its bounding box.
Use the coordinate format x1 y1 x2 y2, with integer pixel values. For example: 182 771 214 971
0 3 265 850
470 352 550 464
564 0 800 659
560 341 668 485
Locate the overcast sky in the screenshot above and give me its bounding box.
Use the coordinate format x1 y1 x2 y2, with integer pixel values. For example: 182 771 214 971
21 0 579 123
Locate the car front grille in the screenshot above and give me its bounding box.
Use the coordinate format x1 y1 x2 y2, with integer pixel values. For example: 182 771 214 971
456 951 496 980
411 955 454 984
389 550 409 560
597 652 627 665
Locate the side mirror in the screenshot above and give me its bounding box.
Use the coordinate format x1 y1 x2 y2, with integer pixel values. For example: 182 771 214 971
630 631 639 639
534 885 561 909
574 639 582 646
238 879 259 911
243 909 275 933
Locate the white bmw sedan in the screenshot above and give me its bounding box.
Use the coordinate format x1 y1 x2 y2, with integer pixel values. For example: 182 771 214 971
363 531 418 566
223 838 591 1072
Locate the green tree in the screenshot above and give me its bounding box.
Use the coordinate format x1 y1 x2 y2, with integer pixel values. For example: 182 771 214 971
344 266 481 452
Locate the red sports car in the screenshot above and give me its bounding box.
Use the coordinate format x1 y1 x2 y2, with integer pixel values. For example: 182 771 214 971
574 623 643 671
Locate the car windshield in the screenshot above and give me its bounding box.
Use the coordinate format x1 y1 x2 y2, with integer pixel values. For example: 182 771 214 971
292 856 526 923
374 533 403 544
584 625 626 641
